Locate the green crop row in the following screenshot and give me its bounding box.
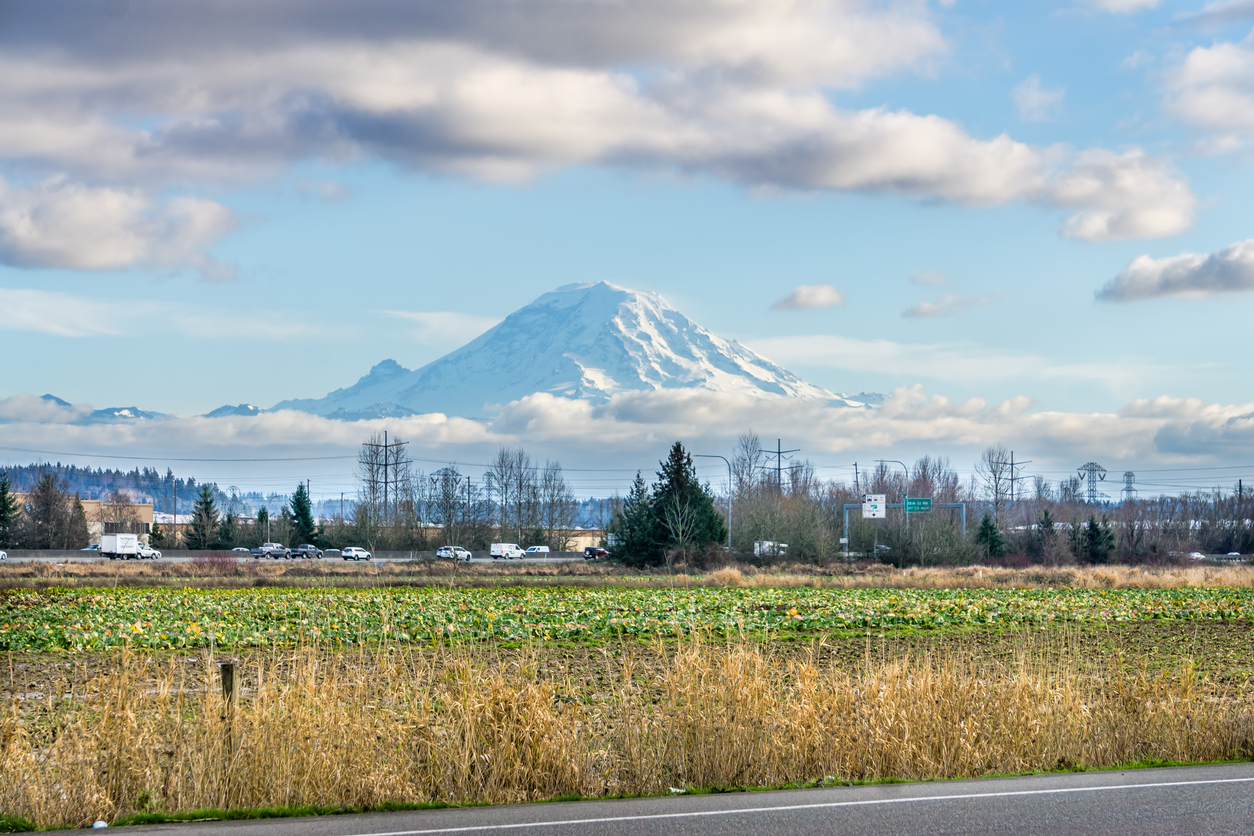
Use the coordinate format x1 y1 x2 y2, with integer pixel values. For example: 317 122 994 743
2 585 1252 651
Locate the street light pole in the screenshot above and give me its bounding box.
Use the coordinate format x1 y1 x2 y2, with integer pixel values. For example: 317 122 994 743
876 459 911 533
693 454 733 549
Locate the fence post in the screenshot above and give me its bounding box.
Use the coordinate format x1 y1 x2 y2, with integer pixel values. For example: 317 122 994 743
219 661 238 804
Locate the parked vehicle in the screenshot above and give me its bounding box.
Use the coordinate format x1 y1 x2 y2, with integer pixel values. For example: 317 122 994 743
136 544 161 560
490 543 525 560
295 544 323 559
583 546 608 559
436 546 472 561
101 533 139 560
254 542 291 559
342 547 372 561
525 545 550 555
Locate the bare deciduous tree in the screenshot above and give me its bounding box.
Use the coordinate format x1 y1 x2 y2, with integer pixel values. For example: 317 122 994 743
976 445 1012 524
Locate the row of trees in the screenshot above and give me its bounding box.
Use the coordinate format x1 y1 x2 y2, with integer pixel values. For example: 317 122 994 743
0 473 91 549
349 435 581 552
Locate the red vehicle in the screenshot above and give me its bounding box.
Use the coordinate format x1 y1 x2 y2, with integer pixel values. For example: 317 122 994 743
583 546 609 560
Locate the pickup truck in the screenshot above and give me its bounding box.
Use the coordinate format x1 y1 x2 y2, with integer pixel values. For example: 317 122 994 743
294 544 323 559
252 542 291 559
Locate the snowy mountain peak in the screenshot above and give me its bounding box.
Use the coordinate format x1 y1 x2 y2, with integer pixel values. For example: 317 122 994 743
273 282 871 419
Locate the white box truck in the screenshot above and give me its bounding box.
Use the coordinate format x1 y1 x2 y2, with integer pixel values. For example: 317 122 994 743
101 533 139 559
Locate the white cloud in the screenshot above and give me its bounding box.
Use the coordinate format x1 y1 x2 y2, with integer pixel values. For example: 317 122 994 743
378 310 502 345
771 284 846 310
909 270 948 285
1165 35 1254 140
295 179 352 203
0 178 236 278
7 387 1254 478
1096 239 1254 302
902 293 996 318
1080 0 1161 12
1013 74 1065 122
0 2 1198 251
1173 0 1254 28
0 288 328 340
746 333 1176 388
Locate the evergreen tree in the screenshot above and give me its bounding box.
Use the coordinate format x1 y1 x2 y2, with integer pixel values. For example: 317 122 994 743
185 485 219 549
67 495 90 549
149 523 166 548
651 442 725 556
291 482 317 544
1082 514 1115 564
255 507 270 542
0 473 17 548
610 472 656 567
975 513 1005 558
217 512 239 549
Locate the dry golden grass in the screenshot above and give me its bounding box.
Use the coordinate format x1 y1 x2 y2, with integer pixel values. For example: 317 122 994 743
4 558 1250 592
2 637 1251 829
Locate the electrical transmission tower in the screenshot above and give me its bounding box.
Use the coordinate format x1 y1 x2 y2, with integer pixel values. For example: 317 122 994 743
758 438 800 493
362 430 411 522
1122 471 1137 502
1077 462 1107 504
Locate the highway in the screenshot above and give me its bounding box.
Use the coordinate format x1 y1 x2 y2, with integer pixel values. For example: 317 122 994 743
34 763 1254 835
0 553 586 565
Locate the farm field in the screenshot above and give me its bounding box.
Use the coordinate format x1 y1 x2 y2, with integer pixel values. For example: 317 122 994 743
3 583 1253 830
3 585 1254 651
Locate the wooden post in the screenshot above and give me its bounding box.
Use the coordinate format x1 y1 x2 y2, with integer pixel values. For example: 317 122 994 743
220 662 238 720
219 662 237 804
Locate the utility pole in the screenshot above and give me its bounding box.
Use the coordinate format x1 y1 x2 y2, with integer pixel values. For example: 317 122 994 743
853 462 859 495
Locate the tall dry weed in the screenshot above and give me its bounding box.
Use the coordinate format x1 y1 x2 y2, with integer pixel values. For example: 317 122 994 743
2 639 1251 828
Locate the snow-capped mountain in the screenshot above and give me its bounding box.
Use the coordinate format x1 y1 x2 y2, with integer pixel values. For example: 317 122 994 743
201 404 266 418
36 394 167 423
273 282 871 419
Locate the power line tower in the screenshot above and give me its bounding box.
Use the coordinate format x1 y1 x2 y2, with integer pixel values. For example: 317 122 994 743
1122 471 1137 502
758 438 800 493
362 430 411 523
1077 462 1107 504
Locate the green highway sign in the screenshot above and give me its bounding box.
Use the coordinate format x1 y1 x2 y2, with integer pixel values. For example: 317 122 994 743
905 497 933 513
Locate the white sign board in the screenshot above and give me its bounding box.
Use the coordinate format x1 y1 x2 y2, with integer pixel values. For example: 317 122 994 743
862 493 886 519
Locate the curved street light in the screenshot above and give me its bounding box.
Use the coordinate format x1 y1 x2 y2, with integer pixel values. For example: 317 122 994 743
693 454 733 549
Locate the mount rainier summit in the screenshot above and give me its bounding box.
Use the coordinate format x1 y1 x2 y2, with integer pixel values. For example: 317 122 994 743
272 282 875 420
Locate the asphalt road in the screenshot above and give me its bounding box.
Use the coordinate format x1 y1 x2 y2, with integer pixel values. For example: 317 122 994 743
1 554 583 564
35 764 1254 835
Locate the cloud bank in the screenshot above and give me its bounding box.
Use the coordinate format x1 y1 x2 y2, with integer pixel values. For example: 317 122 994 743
0 0 1199 278
2 389 1252 486
1097 239 1254 301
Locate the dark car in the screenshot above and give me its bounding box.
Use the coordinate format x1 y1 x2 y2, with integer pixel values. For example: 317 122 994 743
295 544 323 559
583 546 609 560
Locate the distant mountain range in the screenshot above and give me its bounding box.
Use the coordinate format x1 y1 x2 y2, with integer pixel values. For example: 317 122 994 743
25 283 879 422
272 282 875 419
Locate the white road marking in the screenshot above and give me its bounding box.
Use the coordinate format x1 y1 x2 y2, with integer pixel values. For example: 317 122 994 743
341 774 1254 835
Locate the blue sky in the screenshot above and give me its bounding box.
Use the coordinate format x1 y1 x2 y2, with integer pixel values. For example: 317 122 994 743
2 0 1254 497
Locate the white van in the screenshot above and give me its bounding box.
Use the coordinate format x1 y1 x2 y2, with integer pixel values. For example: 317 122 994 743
490 543 525 560
525 545 550 555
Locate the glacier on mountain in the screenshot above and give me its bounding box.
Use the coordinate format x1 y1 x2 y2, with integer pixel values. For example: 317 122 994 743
272 282 872 419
